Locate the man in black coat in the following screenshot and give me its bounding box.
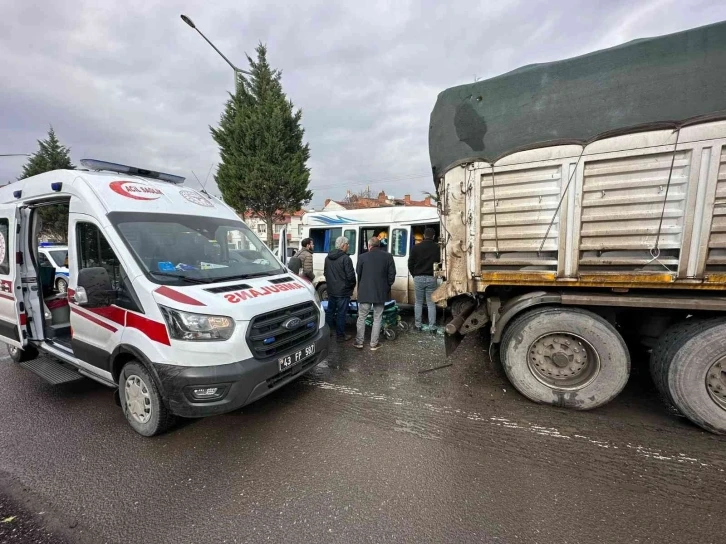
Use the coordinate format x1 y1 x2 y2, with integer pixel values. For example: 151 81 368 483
408 227 440 331
323 236 356 342
354 236 396 351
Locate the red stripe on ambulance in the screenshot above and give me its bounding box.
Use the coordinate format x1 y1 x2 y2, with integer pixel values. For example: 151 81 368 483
154 286 206 306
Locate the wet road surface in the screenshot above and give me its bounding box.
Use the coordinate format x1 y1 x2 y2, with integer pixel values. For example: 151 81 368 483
0 318 724 543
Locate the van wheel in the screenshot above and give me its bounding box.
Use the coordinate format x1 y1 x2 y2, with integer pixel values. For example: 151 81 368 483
56 277 68 294
7 344 39 363
500 307 630 410
316 284 328 301
659 321 726 434
119 361 175 437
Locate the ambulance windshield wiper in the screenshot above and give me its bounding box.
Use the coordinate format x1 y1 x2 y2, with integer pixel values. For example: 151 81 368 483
149 271 210 284
217 271 275 281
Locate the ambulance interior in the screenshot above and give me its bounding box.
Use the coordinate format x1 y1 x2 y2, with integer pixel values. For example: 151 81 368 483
31 201 73 348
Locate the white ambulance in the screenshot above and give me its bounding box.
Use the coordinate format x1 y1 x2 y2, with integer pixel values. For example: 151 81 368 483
0 160 329 436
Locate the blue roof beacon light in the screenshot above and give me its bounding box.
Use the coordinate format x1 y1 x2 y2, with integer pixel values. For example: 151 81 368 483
79 159 185 185
51 182 63 192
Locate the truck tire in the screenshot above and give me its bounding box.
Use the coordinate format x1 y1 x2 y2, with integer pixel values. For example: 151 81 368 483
500 307 630 410
649 318 718 410
662 322 726 434
119 361 175 437
7 344 38 363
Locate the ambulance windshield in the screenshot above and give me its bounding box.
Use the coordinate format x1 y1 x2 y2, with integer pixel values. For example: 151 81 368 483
109 212 284 284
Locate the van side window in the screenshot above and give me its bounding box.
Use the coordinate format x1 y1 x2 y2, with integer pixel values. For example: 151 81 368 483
309 228 342 253
38 253 51 267
391 229 408 257
77 223 122 287
76 222 140 312
0 219 8 275
344 229 356 255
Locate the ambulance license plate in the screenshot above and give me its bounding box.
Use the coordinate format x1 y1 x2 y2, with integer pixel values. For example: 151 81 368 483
278 343 315 371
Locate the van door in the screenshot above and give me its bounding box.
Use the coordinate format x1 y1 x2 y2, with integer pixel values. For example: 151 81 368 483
389 227 410 304
278 226 288 265
0 205 26 348
68 218 128 374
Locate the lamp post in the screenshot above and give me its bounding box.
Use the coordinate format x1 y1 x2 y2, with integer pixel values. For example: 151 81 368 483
180 14 251 94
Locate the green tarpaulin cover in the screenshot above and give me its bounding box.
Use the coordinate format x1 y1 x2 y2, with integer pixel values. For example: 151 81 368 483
428 21 726 179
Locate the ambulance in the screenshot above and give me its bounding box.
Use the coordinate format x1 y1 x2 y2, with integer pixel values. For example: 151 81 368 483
0 160 329 436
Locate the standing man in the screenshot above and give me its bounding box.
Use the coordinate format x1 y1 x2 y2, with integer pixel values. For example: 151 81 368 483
324 236 356 342
294 238 315 281
355 237 395 351
408 227 440 331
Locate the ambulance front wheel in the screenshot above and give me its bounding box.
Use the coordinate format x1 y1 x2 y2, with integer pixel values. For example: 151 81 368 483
7 344 38 363
119 361 175 437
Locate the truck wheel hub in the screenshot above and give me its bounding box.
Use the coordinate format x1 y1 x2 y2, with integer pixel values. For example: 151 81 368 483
706 358 726 411
528 333 600 390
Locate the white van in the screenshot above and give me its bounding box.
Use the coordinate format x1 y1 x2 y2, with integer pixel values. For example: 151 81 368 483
301 207 440 303
0 160 329 436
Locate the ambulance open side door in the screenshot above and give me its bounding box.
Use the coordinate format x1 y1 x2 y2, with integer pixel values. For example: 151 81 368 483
0 205 27 348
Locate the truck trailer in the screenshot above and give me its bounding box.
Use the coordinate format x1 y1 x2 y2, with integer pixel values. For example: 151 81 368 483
430 21 726 434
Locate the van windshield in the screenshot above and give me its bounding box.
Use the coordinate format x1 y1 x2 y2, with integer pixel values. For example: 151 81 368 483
109 212 284 285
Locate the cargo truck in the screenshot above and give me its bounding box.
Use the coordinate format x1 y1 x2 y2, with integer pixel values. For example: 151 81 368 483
430 21 726 434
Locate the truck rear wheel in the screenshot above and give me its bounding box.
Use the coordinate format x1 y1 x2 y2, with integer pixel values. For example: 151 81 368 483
649 318 717 410
660 321 726 434
500 307 630 410
119 361 175 437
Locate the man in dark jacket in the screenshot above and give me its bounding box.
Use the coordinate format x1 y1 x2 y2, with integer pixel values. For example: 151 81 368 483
354 237 396 351
324 236 356 342
408 227 440 331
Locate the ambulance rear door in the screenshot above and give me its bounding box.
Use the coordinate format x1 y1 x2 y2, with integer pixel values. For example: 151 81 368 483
0 205 26 348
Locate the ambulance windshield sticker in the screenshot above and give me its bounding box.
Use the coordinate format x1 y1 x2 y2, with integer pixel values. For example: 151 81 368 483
0 231 5 265
109 180 163 201
179 190 214 207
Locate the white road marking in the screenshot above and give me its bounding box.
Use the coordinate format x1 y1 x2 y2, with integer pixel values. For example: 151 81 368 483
305 379 714 469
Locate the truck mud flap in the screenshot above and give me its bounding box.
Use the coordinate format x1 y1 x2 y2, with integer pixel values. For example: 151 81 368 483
444 331 464 357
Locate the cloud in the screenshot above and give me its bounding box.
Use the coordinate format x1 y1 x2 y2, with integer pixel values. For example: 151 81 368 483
1 0 725 207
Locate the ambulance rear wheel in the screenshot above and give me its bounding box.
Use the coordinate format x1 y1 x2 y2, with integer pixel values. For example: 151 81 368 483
7 344 38 363
119 361 175 437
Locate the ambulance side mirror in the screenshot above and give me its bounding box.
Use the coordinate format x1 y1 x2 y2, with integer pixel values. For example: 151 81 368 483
77 267 116 308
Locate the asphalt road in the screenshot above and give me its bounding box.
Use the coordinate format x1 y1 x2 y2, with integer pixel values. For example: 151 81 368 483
0 319 724 544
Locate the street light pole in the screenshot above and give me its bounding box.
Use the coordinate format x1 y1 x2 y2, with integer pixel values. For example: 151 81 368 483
180 14 251 95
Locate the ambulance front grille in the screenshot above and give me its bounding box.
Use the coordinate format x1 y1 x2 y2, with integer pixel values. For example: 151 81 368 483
246 302 318 358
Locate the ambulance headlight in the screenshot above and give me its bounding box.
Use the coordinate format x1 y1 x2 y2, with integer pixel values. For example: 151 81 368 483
159 306 235 341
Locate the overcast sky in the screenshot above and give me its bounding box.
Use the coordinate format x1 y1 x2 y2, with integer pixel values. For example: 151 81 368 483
1 0 725 208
